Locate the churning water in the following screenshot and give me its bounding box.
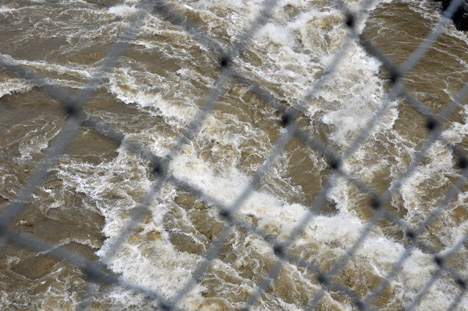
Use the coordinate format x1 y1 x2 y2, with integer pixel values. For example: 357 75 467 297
1 0 468 310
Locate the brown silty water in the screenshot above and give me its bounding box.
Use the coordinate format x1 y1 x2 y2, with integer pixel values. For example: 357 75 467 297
0 0 468 310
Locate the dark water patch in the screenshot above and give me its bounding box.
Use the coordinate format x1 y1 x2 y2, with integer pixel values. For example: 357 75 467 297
0 88 64 201
63 128 120 165
363 1 468 114
0 1 120 64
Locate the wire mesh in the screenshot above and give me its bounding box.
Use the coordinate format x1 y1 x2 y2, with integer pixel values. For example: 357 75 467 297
1 0 468 310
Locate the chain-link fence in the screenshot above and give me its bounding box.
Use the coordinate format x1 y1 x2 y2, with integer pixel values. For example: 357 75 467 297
1 0 468 310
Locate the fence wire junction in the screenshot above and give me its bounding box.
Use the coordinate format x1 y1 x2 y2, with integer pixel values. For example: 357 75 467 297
1 0 468 310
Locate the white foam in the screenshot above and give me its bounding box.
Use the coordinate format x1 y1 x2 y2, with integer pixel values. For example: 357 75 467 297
108 5 140 17
257 22 296 47
107 67 199 125
0 5 17 13
0 78 32 99
0 53 94 89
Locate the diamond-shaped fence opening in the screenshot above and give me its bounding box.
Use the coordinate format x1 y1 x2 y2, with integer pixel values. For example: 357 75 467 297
1 0 468 310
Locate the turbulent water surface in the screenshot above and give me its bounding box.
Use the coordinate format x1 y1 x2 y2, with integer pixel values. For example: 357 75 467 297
1 0 468 310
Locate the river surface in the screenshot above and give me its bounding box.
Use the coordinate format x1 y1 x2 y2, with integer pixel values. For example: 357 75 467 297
1 0 468 310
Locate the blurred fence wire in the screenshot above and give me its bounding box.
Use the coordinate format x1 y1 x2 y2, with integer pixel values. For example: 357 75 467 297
1 0 468 310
